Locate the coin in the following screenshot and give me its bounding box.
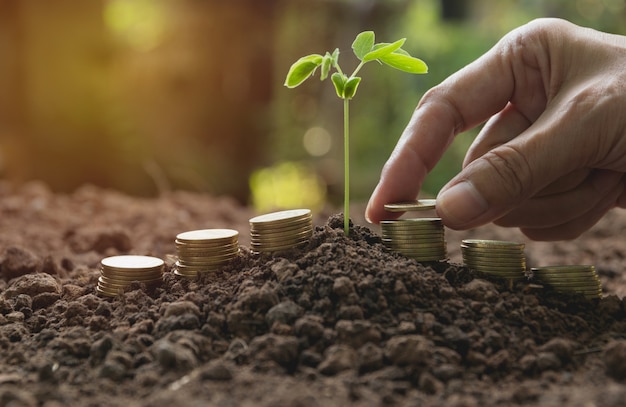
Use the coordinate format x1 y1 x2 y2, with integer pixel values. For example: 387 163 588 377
101 255 164 270
380 217 447 261
462 239 525 250
381 218 442 229
384 199 437 212
461 239 526 281
174 228 241 278
176 229 238 243
97 255 164 297
250 209 311 226
249 209 313 254
530 265 602 299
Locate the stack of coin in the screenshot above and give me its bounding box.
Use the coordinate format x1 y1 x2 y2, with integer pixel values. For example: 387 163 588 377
530 265 602 299
97 255 164 297
461 239 527 281
381 199 446 262
383 199 437 214
174 229 240 278
380 218 447 261
249 209 313 254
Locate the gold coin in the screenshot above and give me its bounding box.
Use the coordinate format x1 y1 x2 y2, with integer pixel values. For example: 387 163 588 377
250 223 313 234
176 229 239 243
250 223 312 236
381 218 442 227
532 270 596 276
173 267 198 278
250 209 311 225
250 229 312 242
462 257 526 267
381 232 445 240
461 239 524 250
468 267 526 275
101 255 164 270
175 240 238 250
384 241 446 250
464 262 526 272
177 258 237 267
542 284 601 291
96 285 123 297
99 272 163 282
176 245 240 257
384 199 437 212
461 250 525 259
382 231 445 239
461 243 524 252
535 273 599 281
530 266 595 273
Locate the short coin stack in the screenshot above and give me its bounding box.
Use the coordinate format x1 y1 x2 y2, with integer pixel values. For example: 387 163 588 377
249 209 313 254
97 255 164 297
381 199 447 262
461 239 527 281
531 265 602 300
174 229 240 278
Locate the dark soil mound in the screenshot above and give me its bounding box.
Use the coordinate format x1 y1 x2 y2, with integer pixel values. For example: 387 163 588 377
1 182 625 406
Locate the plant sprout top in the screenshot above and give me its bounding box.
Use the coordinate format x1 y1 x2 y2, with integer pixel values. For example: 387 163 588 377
284 31 427 99
284 31 427 235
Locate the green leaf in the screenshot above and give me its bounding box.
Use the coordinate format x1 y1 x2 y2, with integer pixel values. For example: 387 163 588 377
331 72 347 99
330 48 340 69
284 54 324 88
379 52 428 74
321 52 333 81
352 31 375 60
362 38 405 62
343 76 362 99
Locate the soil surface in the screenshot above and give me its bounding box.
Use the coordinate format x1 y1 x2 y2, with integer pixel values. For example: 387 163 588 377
1 181 626 406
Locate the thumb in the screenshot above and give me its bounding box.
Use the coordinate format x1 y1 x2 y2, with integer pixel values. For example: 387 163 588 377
436 131 581 230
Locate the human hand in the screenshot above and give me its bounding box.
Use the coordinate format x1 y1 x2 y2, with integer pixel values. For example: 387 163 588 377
365 18 626 240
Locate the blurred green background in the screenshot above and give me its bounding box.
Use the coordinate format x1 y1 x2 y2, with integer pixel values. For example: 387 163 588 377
1 0 625 211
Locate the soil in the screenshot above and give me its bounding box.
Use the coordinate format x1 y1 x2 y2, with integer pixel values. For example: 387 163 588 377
1 181 626 406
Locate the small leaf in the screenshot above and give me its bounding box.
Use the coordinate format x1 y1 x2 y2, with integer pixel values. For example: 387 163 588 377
331 72 347 99
321 52 333 81
379 52 428 74
362 38 405 62
330 48 340 69
343 76 362 99
284 54 324 88
352 31 375 60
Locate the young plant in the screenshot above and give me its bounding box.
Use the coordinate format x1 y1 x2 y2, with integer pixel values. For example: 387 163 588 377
285 31 428 235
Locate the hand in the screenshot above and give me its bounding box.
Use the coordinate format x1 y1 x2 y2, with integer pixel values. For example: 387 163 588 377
365 18 626 241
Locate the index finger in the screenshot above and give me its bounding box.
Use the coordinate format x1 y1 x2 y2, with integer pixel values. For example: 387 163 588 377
365 23 535 223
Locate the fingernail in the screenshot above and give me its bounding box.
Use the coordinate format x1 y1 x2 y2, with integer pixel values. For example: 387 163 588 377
437 181 489 227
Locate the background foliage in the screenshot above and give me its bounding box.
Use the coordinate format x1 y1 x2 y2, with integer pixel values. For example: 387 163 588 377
1 0 625 210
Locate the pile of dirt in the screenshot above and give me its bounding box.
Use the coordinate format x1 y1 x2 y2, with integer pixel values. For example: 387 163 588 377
0 181 625 406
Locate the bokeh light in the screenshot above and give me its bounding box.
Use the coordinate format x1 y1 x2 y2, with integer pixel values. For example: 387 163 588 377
249 161 326 212
104 0 167 51
302 126 332 157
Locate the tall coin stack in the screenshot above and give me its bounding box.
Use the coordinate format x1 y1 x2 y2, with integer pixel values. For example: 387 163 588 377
461 239 527 281
381 200 447 262
249 209 313 254
97 255 164 297
174 229 240 278
530 265 602 300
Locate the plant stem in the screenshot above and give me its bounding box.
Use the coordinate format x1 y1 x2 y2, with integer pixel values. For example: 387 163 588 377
344 98 350 236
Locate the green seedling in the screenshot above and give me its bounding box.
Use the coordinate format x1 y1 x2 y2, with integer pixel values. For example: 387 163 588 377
285 31 428 235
